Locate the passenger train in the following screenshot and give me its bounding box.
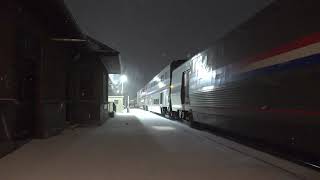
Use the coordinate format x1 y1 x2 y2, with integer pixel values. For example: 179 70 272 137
137 60 185 114
137 0 320 162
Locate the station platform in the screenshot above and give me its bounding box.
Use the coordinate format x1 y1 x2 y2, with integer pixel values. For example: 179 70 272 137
0 109 319 180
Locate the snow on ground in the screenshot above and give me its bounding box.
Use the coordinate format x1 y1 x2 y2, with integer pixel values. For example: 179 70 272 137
0 109 318 180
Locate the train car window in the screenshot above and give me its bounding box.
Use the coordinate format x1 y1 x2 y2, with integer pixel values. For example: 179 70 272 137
153 99 159 104
216 73 222 80
161 75 164 81
207 52 214 67
202 55 207 66
164 72 168 79
215 73 223 86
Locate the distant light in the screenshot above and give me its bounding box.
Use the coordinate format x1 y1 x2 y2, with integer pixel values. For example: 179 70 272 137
154 76 161 82
120 75 128 83
158 82 165 88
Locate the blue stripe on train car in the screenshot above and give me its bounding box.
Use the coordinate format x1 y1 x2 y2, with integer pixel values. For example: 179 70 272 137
237 53 320 81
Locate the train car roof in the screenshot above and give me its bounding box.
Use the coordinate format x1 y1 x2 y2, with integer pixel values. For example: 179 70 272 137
185 0 320 69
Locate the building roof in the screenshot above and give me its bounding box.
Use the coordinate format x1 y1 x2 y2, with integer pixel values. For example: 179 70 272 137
20 0 121 74
87 36 122 74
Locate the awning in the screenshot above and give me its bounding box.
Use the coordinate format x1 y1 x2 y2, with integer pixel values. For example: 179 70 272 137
101 55 121 74
87 36 121 74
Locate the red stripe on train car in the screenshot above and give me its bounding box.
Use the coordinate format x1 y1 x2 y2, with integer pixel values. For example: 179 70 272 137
236 32 320 67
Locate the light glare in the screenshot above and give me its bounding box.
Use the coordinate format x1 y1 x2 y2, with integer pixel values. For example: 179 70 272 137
158 82 165 88
120 75 128 83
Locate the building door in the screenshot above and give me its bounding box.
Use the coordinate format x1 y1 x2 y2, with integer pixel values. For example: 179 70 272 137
16 24 41 138
17 60 37 138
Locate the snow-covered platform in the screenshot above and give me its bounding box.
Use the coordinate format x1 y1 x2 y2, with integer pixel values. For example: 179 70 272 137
0 109 319 180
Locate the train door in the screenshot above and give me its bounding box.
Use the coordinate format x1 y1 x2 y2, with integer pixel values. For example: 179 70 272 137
160 92 163 105
160 92 168 114
181 70 191 107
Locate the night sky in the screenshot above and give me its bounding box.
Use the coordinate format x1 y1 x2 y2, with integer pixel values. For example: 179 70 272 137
64 0 273 97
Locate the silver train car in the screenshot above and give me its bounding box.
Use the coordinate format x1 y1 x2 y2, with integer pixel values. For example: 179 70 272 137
137 60 185 114
139 0 320 164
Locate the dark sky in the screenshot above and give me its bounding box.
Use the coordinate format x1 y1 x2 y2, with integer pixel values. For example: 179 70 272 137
64 0 273 97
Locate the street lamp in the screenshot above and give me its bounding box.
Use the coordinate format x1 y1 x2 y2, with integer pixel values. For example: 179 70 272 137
120 74 129 113
120 75 127 94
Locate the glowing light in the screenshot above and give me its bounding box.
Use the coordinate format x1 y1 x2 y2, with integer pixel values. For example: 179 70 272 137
172 105 182 109
158 82 165 88
154 76 161 82
212 70 217 78
120 75 128 83
201 85 215 91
